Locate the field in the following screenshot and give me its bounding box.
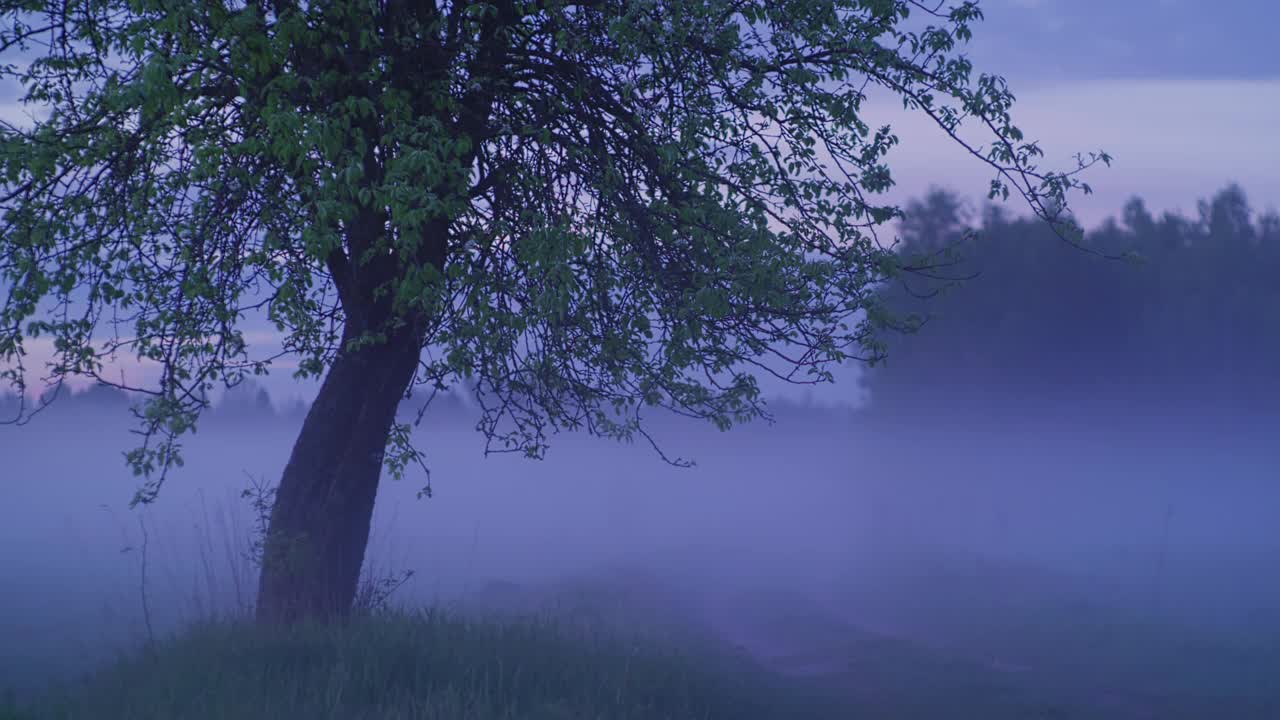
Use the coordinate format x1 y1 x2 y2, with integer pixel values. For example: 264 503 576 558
3 406 1278 718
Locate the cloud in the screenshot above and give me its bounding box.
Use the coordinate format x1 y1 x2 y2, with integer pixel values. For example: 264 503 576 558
0 99 45 131
868 78 1280 226
0 72 48 130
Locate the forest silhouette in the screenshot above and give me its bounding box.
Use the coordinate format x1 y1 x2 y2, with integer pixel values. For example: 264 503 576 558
873 183 1279 416
8 184 1273 423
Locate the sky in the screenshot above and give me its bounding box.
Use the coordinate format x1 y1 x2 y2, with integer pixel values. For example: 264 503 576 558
877 0 1280 226
2 0 1277 408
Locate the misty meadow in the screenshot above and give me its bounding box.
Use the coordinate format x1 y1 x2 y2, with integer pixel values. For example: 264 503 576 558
4 184 1277 718
2 1 1278 718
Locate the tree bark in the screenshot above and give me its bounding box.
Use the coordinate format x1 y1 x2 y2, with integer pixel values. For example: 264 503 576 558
254 324 422 624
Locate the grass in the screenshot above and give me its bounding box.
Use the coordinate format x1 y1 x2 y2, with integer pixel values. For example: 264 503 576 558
8 555 1280 720
7 573 1280 720
1 474 854 720
3 608 854 720
5 467 1278 719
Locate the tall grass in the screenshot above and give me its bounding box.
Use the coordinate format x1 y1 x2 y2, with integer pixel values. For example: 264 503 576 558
1 474 854 720
7 608 850 720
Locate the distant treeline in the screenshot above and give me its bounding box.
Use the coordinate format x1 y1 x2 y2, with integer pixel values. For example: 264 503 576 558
0 381 299 423
869 184 1280 414
4 185 1275 423
0 378 478 425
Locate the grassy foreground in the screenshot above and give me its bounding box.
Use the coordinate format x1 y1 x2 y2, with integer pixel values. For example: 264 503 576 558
1 609 852 720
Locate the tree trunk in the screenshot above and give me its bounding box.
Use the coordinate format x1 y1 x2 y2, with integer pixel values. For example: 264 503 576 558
255 325 422 624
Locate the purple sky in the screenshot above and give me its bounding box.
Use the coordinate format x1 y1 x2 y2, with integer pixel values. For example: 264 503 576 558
4 0 1278 407
879 0 1280 226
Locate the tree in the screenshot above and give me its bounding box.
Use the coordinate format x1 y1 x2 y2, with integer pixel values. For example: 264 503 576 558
866 184 1280 414
900 186 972 252
0 0 1105 622
213 378 276 420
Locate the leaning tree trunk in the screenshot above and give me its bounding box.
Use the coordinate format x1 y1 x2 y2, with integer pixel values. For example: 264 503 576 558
255 324 422 624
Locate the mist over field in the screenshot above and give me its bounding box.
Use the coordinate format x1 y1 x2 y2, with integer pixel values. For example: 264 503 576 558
5 183 1280 720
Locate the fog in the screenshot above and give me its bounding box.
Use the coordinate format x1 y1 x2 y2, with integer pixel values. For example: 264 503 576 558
4 385 1278 716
